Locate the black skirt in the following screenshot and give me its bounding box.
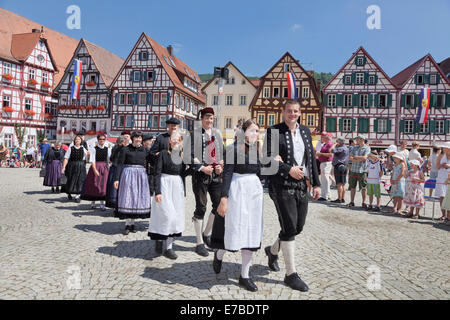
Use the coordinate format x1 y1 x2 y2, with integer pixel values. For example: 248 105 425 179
64 160 87 194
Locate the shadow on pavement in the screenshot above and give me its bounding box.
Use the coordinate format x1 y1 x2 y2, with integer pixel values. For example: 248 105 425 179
74 221 148 235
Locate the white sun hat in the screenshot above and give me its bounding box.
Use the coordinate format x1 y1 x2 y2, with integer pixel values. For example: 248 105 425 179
392 152 404 160
385 145 397 153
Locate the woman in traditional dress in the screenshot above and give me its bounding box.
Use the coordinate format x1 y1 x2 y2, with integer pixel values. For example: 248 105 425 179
435 142 450 222
148 132 190 259
62 135 88 202
81 134 111 211
211 119 266 292
114 131 151 235
105 136 124 209
43 142 65 193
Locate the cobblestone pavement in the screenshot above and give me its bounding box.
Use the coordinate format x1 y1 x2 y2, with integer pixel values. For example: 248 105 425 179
0 168 449 300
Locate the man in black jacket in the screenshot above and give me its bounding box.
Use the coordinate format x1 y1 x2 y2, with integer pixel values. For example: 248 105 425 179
190 107 224 257
263 99 321 292
148 117 180 254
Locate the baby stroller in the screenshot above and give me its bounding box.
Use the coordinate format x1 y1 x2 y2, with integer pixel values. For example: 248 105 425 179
381 180 393 208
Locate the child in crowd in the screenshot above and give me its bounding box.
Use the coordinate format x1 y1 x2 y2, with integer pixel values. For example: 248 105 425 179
390 153 407 215
403 160 425 219
440 172 450 225
366 151 383 212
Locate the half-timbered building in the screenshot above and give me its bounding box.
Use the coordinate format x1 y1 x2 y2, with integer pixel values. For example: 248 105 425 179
392 54 450 153
249 52 322 135
322 47 398 150
110 33 205 135
54 39 124 141
0 30 58 148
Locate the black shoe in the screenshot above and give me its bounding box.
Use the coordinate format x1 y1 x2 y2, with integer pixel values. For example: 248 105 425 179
155 240 163 254
51 187 55 193
56 187 60 193
123 226 131 235
264 246 280 272
195 244 209 257
331 199 341 203
163 249 178 260
68 194 73 200
373 206 380 212
367 205 373 211
130 225 137 233
213 250 222 274
340 199 345 204
75 197 81 203
284 273 309 292
317 197 327 202
239 276 258 292
202 233 212 248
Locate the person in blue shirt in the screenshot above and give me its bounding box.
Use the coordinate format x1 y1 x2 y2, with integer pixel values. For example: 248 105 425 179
38 138 51 167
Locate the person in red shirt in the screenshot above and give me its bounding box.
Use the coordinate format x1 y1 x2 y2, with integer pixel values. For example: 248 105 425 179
315 132 334 201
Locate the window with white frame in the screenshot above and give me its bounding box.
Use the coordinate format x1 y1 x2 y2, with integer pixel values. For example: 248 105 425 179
406 94 414 108
45 102 51 114
225 117 232 129
368 75 376 85
225 95 233 106
127 93 133 105
263 87 270 98
344 94 352 107
273 88 279 98
146 71 153 81
160 116 167 128
125 116 133 128
133 71 140 82
29 69 35 79
161 93 167 105
4 134 13 148
268 114 275 126
147 115 152 128
174 94 179 108
417 74 424 84
436 94 445 108
430 74 437 84
119 93 125 105
378 119 388 132
357 57 364 66
212 95 219 106
257 114 265 126
404 120 414 134
241 79 246 85
90 121 97 132
42 72 48 84
90 97 97 106
118 115 125 128
283 88 289 98
435 120 445 134
307 114 315 127
420 122 428 133
153 93 159 105
139 93 146 105
3 95 10 107
152 115 159 128
328 94 336 107
356 73 364 85
3 62 11 74
180 96 184 110
343 118 352 132
360 94 368 107
25 99 32 110
28 135 36 147
379 94 387 107
302 87 310 99
344 75 351 84
240 95 247 106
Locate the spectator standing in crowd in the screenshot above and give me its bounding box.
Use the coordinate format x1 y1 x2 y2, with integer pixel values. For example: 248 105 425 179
366 151 383 212
25 143 36 168
408 141 423 164
390 153 407 215
316 132 334 201
425 147 441 196
38 138 50 167
347 139 355 188
441 172 450 225
435 142 450 222
330 137 349 204
403 160 426 219
347 135 371 208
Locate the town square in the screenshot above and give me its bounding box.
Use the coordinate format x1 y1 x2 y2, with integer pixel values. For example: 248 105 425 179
0 0 449 302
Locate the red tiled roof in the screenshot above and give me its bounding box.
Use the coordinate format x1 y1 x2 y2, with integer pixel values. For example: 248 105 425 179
391 55 428 88
144 34 205 103
251 80 260 87
0 8 79 84
83 39 124 87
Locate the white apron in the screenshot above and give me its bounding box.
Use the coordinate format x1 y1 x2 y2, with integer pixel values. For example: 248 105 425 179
148 174 185 236
224 173 263 251
435 155 449 198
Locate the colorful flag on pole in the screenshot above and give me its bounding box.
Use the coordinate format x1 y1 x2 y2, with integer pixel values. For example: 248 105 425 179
218 79 223 95
416 87 430 124
70 59 82 100
286 72 297 99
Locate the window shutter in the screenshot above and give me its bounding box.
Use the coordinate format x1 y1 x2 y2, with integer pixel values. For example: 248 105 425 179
414 94 420 108
387 119 392 133
133 92 138 106
445 120 450 134
368 94 373 107
138 52 142 61
147 92 152 106
354 57 359 66
167 91 171 105
351 73 356 84
400 119 405 133
353 94 359 107
143 70 147 81
351 119 356 132
113 115 117 127
414 75 418 84
446 94 450 108
375 94 380 108
326 118 331 132
374 74 378 84
414 121 421 133
431 93 436 108
115 93 118 105
323 94 328 107
337 94 343 107
129 70 134 82
388 94 393 108
331 118 337 132
374 119 378 132
424 74 430 84
364 72 369 84
436 74 441 84
429 120 436 133
358 118 369 133
363 56 367 65
339 118 343 132
147 115 152 128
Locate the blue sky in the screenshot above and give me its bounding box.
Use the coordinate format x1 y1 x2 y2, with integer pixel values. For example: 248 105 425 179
2 0 449 77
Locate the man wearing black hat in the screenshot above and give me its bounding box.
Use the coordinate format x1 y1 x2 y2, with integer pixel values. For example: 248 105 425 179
148 117 180 254
190 107 224 257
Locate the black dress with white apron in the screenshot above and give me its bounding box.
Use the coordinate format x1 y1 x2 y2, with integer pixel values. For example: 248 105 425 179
148 150 190 240
211 141 263 252
106 145 122 208
80 146 111 201
64 146 87 194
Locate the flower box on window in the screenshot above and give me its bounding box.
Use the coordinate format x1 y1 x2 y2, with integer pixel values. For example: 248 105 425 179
69 105 78 110
2 74 13 81
96 105 106 111
24 110 36 116
28 79 38 86
2 106 13 113
41 82 51 88
45 113 54 120
85 81 96 87
85 105 94 111
77 105 86 110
